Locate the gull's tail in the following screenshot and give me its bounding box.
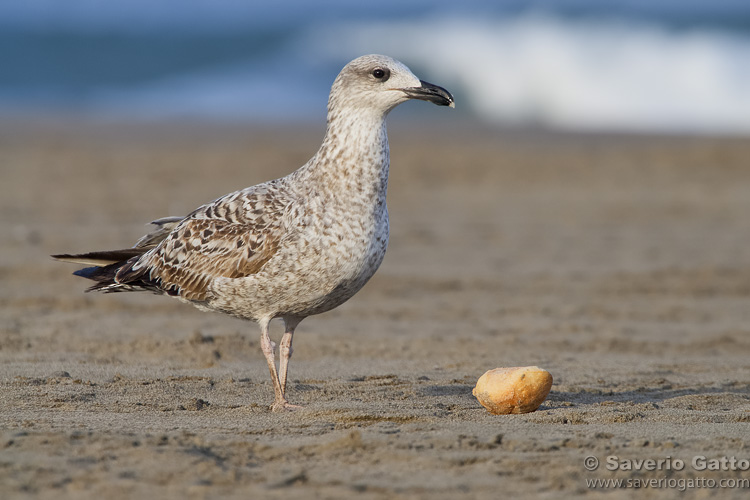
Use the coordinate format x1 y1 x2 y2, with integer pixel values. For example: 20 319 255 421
52 216 183 293
51 249 149 293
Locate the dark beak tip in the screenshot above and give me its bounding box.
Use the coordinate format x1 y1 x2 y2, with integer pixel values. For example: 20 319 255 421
420 80 455 108
403 80 455 108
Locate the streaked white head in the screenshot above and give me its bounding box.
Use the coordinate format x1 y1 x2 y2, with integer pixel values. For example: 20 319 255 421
328 54 454 118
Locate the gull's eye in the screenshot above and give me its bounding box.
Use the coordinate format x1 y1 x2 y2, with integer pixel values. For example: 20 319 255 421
372 68 390 81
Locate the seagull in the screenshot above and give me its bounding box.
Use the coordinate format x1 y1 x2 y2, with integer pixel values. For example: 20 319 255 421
53 54 454 411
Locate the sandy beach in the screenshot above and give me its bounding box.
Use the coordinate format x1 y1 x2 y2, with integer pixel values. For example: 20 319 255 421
1 120 749 498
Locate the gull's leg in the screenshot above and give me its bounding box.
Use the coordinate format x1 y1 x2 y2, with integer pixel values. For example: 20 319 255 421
279 317 302 397
258 317 292 412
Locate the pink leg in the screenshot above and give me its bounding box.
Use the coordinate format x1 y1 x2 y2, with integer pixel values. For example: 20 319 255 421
279 317 301 395
258 317 301 412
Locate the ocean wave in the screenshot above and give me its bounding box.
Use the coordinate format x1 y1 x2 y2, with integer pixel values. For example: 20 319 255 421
306 14 750 133
2 6 750 134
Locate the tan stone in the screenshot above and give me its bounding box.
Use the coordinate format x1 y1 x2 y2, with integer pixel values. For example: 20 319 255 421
473 366 553 415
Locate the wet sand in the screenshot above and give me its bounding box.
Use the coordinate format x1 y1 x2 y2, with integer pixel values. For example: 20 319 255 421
1 121 750 498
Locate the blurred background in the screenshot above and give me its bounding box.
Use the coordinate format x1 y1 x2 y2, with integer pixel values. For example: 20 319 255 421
2 0 750 134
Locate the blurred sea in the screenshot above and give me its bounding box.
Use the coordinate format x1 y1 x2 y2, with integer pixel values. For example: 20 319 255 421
2 0 750 133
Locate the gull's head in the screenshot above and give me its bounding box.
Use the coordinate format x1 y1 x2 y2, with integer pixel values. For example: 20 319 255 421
328 54 454 117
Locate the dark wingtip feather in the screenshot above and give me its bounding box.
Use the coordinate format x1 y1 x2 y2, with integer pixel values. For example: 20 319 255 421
52 249 146 266
73 266 100 279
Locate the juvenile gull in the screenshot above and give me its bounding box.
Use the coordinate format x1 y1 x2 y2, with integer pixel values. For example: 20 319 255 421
53 54 454 411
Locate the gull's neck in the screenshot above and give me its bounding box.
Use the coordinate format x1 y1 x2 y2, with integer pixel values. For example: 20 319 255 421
294 107 390 205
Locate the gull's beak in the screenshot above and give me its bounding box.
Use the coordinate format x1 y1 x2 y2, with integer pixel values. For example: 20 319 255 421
400 80 455 108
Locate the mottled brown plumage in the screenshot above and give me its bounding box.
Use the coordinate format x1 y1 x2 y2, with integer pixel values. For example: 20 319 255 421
53 55 454 411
